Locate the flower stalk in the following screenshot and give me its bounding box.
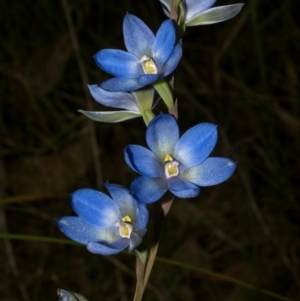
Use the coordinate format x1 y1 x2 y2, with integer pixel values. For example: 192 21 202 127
133 197 174 301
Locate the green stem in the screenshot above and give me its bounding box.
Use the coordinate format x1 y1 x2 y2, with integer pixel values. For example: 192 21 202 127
153 79 174 111
133 197 174 301
133 240 160 301
132 280 145 301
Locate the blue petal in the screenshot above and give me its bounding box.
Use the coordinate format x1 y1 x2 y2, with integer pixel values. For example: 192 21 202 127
71 189 121 231
174 123 218 171
138 74 161 86
135 203 149 230
123 14 155 58
99 77 144 92
167 176 200 198
94 49 143 78
185 0 217 22
88 85 139 111
152 20 176 70
186 4 244 26
102 237 130 249
56 216 107 245
104 183 137 224
79 110 141 123
161 42 182 76
87 240 128 255
130 176 167 204
180 157 237 186
124 145 164 178
146 114 179 162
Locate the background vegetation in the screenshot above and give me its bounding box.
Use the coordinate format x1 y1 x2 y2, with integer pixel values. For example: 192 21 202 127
1 0 299 300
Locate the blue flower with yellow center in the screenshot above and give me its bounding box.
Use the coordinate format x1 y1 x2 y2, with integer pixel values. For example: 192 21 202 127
159 0 243 27
125 113 236 203
56 183 148 255
94 14 182 91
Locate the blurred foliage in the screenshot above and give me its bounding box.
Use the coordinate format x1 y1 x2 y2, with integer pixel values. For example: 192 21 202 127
0 0 300 300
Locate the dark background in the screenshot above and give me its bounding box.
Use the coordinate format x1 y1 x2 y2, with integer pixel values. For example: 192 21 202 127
1 0 299 300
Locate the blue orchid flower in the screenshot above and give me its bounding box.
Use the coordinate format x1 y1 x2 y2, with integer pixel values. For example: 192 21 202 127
125 113 236 203
79 85 155 125
56 183 149 255
94 14 182 92
159 0 243 26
